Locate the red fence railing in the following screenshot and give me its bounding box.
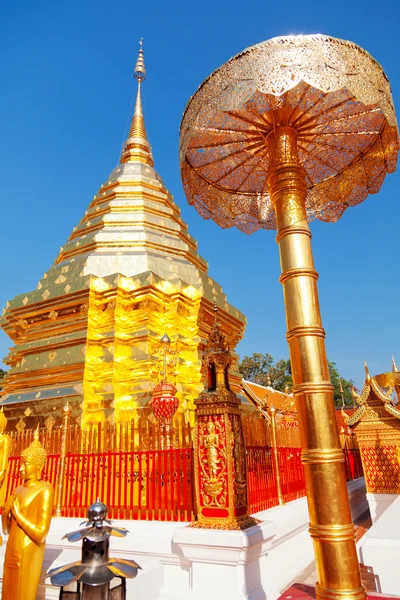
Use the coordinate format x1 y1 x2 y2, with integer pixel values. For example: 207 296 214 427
5 448 195 521
246 446 278 513
278 447 306 503
246 446 306 513
4 447 363 521
246 447 363 515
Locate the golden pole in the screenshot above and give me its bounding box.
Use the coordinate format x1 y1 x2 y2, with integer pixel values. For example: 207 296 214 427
268 405 284 506
267 125 365 600
54 401 72 517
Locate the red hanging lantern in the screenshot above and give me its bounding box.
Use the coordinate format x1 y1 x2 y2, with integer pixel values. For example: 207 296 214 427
151 382 179 422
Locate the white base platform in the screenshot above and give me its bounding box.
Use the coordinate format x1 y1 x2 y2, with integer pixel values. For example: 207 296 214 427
0 479 367 600
366 492 398 523
359 494 400 595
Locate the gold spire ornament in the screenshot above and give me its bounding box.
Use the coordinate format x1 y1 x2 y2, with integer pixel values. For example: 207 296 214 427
339 379 345 408
134 38 146 81
180 34 399 600
121 39 153 165
1 425 54 600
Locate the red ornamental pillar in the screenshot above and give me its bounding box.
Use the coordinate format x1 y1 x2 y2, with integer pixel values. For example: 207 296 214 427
151 382 179 449
193 308 258 529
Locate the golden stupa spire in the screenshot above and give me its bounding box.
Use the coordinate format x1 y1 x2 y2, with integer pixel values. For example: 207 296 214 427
393 356 398 372
120 39 154 166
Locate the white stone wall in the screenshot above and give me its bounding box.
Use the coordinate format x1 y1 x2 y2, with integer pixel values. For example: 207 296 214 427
0 479 368 600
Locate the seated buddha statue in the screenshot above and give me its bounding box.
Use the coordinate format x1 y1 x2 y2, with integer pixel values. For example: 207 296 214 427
1 426 54 600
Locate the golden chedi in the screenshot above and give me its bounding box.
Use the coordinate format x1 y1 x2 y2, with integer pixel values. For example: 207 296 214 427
1 427 54 600
0 42 245 428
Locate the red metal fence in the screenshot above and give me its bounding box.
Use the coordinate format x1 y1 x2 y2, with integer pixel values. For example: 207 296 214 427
4 447 363 521
246 446 305 513
246 447 363 515
5 448 195 521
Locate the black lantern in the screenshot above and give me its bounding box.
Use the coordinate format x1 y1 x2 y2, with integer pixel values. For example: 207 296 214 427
47 500 141 599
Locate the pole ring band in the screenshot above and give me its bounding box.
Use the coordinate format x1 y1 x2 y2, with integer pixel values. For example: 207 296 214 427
286 325 325 340
302 449 345 464
309 523 355 542
276 227 312 243
279 268 319 284
292 382 334 395
315 582 366 600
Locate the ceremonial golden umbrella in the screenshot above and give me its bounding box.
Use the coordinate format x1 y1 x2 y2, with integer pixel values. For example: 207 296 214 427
180 34 398 600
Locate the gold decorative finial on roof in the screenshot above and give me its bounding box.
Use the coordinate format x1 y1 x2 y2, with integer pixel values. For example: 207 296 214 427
392 356 398 372
134 39 146 82
364 361 371 383
213 302 218 325
120 39 154 166
339 378 345 408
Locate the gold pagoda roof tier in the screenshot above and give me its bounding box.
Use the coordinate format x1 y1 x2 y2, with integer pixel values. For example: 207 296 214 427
0 44 246 428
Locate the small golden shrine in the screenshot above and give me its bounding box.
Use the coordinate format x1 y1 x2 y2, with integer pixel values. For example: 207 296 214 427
0 44 246 428
344 360 400 494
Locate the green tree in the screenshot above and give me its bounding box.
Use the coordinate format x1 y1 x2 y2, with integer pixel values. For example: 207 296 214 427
0 368 6 392
238 353 354 407
238 353 274 387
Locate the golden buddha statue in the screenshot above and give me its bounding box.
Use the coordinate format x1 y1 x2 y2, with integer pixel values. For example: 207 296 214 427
1 426 54 600
0 410 11 526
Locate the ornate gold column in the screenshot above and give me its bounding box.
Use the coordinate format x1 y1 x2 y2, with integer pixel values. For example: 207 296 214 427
55 402 72 517
180 34 398 600
267 125 364 600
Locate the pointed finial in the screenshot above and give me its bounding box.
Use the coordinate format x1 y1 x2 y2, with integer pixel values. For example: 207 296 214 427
213 302 218 325
392 356 398 372
161 333 171 345
63 400 72 416
34 423 40 441
339 378 345 408
134 38 146 82
364 361 371 383
120 39 153 166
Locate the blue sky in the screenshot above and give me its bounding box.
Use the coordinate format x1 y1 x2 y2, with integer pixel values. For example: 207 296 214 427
1 0 399 387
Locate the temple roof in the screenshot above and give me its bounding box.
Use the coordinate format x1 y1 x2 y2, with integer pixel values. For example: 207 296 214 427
242 378 359 434
344 361 400 427
241 379 296 416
